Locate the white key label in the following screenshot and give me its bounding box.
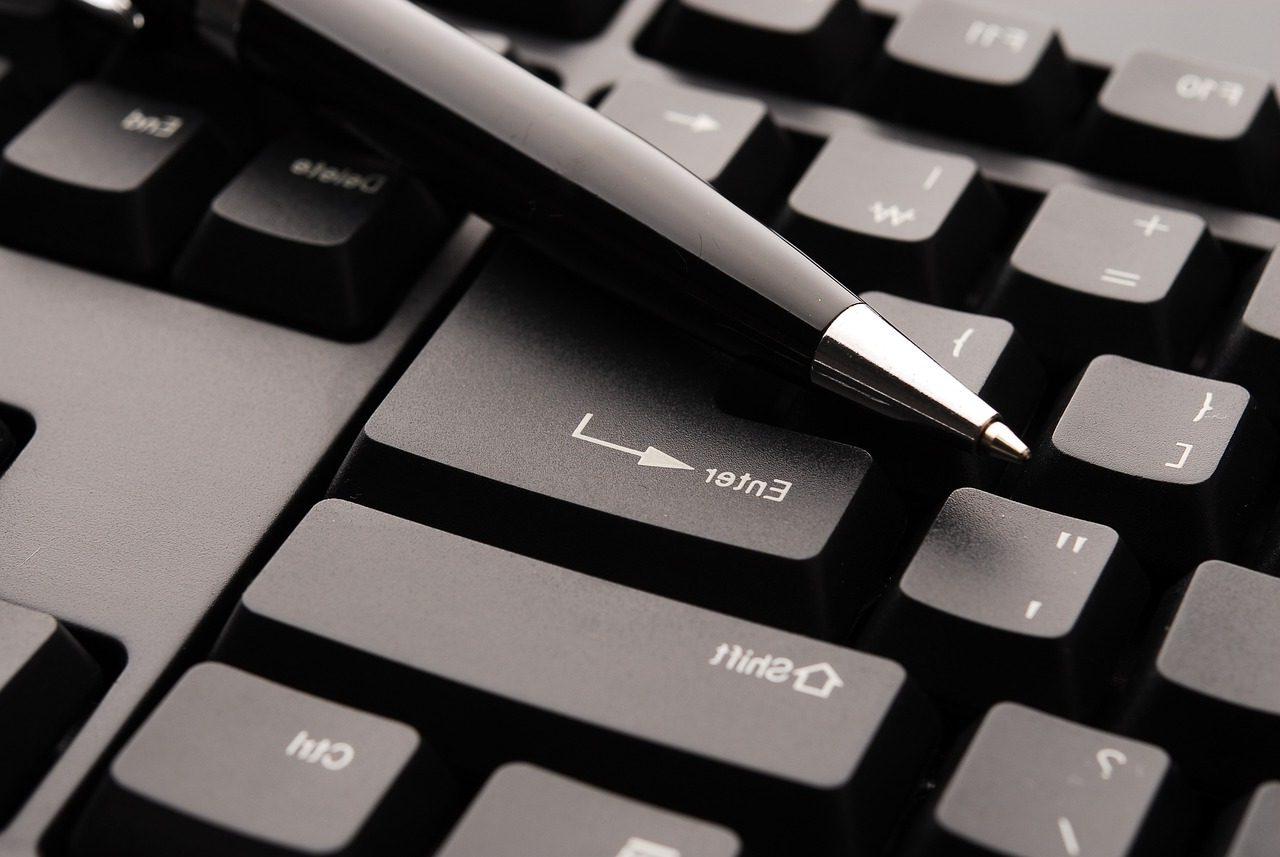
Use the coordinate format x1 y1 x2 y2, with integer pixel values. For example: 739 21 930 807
285 730 354 771
120 109 183 139
708 643 843 700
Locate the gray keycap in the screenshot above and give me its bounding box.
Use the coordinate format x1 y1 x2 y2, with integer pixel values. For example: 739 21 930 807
1122 562 1280 794
1015 356 1275 575
0 82 230 276
1080 51 1280 209
329 241 903 635
882 0 1080 147
985 184 1228 368
1212 251 1280 420
645 0 866 99
0 599 100 820
72 663 451 856
437 764 740 857
218 499 937 856
779 130 1001 303
598 79 788 211
903 703 1191 857
861 488 1145 716
1219 783 1280 857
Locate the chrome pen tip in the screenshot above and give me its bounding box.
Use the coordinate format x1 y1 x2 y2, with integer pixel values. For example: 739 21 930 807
981 420 1032 463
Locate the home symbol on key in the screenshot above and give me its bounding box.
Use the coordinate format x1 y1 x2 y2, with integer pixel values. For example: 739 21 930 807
791 662 844 699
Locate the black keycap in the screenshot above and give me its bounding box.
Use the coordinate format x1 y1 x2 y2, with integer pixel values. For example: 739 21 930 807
1212 782 1280 857
329 241 902 635
0 82 230 277
598 79 789 213
1121 561 1280 795
644 0 867 99
879 0 1081 149
430 0 622 37
1211 251 1280 421
218 500 938 856
794 292 1042 496
0 598 100 818
172 137 448 339
1015 356 1275 576
1078 51 1280 211
71 663 454 856
437 764 740 857
984 184 1229 370
778 130 1002 304
903 703 1192 857
861 489 1145 717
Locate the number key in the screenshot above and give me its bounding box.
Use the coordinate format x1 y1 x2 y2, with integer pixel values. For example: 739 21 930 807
1015 356 1276 577
902 703 1193 857
985 185 1229 369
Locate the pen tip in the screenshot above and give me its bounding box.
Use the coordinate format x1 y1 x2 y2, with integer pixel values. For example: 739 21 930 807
981 421 1032 463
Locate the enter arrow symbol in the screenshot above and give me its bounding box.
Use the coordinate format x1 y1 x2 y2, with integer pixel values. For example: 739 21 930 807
572 413 694 470
662 109 721 133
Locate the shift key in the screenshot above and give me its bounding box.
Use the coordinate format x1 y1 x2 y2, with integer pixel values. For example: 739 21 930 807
330 241 902 635
216 500 937 856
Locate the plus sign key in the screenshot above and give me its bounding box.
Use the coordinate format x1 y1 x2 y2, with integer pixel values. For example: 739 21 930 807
778 130 1002 303
1015 356 1277 576
598 79 789 213
984 185 1229 369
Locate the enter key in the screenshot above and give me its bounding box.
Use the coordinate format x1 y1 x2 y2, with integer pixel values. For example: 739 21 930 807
330 241 902 636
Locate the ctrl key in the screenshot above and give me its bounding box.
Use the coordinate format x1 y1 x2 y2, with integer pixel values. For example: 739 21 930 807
71 663 455 857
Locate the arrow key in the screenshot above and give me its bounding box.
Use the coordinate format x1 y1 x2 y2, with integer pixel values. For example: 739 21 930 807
598 79 789 213
777 130 1003 304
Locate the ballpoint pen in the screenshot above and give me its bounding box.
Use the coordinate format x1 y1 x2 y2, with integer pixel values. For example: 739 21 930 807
79 0 1031 461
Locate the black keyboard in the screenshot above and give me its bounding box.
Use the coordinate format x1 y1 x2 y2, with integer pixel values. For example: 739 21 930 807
2 1 1280 855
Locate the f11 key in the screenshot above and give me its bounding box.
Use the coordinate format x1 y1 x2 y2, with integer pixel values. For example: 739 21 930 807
217 500 937 856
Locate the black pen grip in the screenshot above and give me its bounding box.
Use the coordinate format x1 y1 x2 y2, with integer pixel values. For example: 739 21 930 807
229 0 857 369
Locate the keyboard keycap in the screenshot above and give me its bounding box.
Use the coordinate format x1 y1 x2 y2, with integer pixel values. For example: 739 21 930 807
1121 561 1280 794
330 241 902 635
1015 356 1275 575
644 0 867 99
861 489 1145 716
0 82 230 277
778 130 1002 304
879 0 1081 148
598 79 789 213
0 599 100 819
437 764 740 857
984 184 1229 370
71 663 453 856
903 703 1192 857
1078 51 1280 211
795 292 1042 495
1214 782 1280 857
218 500 938 856
429 0 623 37
1210 251 1280 421
172 136 448 338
